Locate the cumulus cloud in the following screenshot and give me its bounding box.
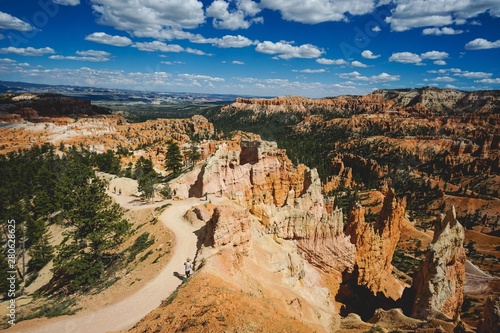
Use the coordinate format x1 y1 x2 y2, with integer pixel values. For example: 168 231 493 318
193 34 255 48
316 58 348 65
53 0 80 5
387 0 500 32
259 0 375 24
0 46 55 56
133 41 184 53
420 51 448 60
232 60 245 65
256 41 324 59
434 60 447 65
432 76 456 82
292 69 327 73
422 27 463 35
0 11 33 31
338 71 400 82
389 52 422 64
361 50 380 59
475 78 500 84
90 0 205 38
49 50 111 62
206 0 263 30
465 38 500 50
389 50 448 64
351 60 368 68
85 32 132 47
178 73 225 82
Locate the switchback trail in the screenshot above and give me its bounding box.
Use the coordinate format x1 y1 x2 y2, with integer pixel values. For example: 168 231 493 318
7 196 205 333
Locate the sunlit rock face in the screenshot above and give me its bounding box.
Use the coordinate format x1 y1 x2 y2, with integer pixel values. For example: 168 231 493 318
411 206 466 321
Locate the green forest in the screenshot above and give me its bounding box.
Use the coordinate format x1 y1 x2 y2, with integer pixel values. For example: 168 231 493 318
0 144 130 295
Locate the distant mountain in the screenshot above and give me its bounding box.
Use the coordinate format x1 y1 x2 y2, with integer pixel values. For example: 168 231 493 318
0 80 248 105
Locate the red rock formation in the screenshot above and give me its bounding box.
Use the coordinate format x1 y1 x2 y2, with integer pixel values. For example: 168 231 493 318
203 205 252 252
411 206 466 321
171 139 356 275
345 188 407 300
477 295 500 333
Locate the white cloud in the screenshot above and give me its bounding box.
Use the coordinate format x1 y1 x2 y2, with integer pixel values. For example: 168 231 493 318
0 11 33 31
351 60 367 68
49 50 111 62
85 32 132 47
0 58 15 63
475 78 500 84
133 41 184 53
0 46 55 56
361 50 380 59
53 0 80 5
455 71 492 79
292 69 327 73
372 26 381 32
422 27 463 35
465 38 500 50
432 76 456 82
316 58 348 65
161 61 185 65
186 48 209 56
193 34 255 48
338 71 400 82
387 0 500 32
178 74 225 82
256 41 324 59
389 52 422 64
421 51 448 60
206 0 263 30
259 0 375 24
232 60 245 65
90 0 205 38
389 50 448 64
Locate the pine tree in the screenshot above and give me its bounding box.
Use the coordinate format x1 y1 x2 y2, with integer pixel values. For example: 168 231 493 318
187 142 201 167
138 172 157 203
53 174 130 291
28 233 54 272
165 141 183 177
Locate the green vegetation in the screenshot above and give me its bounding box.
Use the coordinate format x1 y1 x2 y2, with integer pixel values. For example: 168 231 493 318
392 249 423 276
20 298 80 321
165 141 183 177
127 232 155 263
0 144 130 295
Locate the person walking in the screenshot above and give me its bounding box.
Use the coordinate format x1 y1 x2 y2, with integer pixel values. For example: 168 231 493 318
184 258 193 278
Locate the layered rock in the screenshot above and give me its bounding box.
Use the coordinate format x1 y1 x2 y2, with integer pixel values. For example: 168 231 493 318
204 205 252 251
411 206 466 320
171 139 356 275
345 188 407 300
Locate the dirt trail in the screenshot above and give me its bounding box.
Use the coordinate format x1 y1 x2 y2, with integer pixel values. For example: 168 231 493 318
6 196 205 333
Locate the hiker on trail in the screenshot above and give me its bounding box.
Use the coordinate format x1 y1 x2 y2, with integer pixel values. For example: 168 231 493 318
184 258 193 278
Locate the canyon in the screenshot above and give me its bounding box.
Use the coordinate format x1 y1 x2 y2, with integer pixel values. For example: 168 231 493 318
0 88 498 332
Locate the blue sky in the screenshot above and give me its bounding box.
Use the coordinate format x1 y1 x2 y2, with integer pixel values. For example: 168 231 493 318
0 0 499 97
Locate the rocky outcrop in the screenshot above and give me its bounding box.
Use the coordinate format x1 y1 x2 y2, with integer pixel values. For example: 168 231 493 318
477 296 500 333
203 205 252 251
345 188 407 300
171 139 356 275
411 206 466 321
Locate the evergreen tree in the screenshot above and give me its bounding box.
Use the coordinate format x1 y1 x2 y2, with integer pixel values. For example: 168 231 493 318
165 141 183 177
28 233 54 272
138 172 158 203
187 142 201 167
53 174 130 291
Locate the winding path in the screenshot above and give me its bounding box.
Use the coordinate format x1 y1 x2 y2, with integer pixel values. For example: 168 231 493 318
7 196 203 333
